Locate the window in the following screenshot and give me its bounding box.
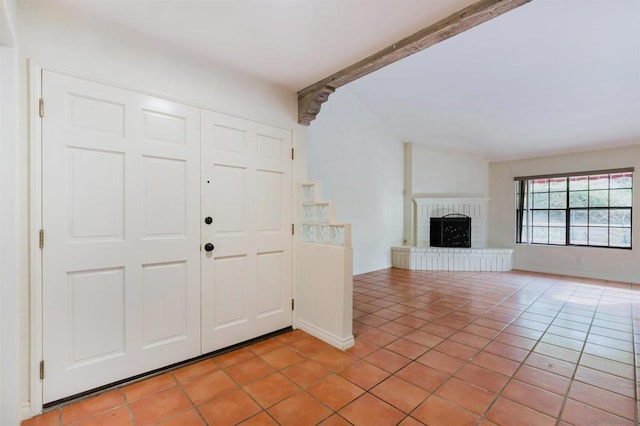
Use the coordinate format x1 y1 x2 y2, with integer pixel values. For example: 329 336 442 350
515 168 633 249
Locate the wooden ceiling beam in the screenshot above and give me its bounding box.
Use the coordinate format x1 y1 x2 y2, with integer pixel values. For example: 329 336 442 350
297 0 532 126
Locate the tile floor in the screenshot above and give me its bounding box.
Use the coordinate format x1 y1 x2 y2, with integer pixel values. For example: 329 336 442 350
23 268 639 425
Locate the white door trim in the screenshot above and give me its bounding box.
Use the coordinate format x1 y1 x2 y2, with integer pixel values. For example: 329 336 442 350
29 60 44 418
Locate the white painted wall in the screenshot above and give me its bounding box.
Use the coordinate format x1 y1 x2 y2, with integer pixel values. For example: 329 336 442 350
307 89 404 274
409 143 489 196
16 0 305 418
489 145 640 283
404 143 489 244
1 48 21 426
17 1 296 125
298 244 354 349
0 0 16 46
1 0 20 424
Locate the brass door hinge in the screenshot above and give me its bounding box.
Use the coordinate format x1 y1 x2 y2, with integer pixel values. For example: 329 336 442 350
291 148 294 160
291 224 294 236
39 229 44 249
39 360 45 380
291 299 295 311
39 98 44 118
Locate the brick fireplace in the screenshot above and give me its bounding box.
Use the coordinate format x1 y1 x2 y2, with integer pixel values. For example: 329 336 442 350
414 197 488 248
392 197 513 272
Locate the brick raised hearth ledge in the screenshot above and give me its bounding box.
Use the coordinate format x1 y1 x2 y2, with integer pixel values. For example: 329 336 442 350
392 246 513 272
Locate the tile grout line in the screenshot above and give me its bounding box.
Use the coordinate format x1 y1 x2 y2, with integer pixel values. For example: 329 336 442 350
360 272 535 422
366 272 558 423
588 284 638 422
344 275 626 425
26 271 638 426
353 274 469 424
122 387 137 426
235 334 362 425
474 275 588 425
629 284 639 426
552 279 605 426
405 273 545 422
172 371 210 426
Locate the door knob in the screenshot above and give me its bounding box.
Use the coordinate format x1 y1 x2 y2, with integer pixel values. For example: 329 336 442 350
204 216 213 225
204 243 215 252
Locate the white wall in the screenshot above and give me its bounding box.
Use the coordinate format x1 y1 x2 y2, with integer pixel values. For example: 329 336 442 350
0 0 16 46
17 1 296 125
489 145 640 283
409 143 489 196
307 89 404 274
1 1 20 424
16 0 304 418
404 143 489 244
298 244 353 349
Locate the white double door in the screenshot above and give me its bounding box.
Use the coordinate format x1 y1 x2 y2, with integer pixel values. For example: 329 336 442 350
41 71 292 403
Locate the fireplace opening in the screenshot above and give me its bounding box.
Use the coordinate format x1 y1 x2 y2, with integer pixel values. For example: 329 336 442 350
430 214 471 248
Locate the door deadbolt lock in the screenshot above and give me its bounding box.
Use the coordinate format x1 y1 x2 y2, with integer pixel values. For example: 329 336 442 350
204 216 213 225
204 243 215 252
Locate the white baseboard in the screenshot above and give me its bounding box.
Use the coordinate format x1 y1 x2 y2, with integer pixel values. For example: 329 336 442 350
21 402 33 421
296 320 355 350
515 265 640 284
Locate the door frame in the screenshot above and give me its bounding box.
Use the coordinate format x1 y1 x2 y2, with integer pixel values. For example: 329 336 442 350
29 60 44 417
29 61 299 417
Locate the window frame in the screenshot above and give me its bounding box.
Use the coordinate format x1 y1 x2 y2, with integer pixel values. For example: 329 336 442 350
515 168 633 249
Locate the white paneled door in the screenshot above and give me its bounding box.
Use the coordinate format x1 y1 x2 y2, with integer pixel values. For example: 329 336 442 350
41 71 201 403
201 111 293 353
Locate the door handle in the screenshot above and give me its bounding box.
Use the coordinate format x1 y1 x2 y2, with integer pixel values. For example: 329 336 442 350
204 243 215 252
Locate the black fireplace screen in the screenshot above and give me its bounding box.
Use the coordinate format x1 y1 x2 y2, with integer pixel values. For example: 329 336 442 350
430 214 471 248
